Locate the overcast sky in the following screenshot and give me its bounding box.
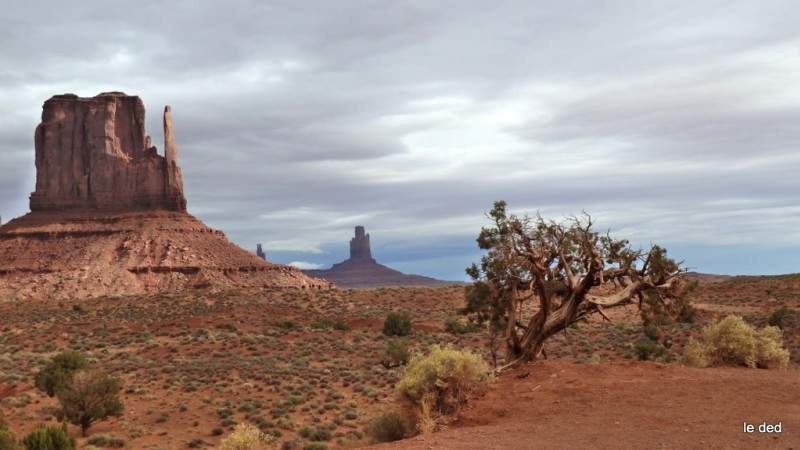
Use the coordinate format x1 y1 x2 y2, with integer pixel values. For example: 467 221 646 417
2 1 798 280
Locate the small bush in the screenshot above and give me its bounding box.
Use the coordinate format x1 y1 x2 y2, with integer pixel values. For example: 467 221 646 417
634 338 669 362
443 318 480 335
332 320 351 332
85 433 126 448
275 321 296 330
0 432 21 450
682 315 790 369
383 339 410 368
642 323 661 342
680 337 710 368
20 424 76 450
0 411 21 450
396 345 492 432
365 411 408 443
768 307 791 330
383 311 412 337
218 423 273 450
302 443 327 450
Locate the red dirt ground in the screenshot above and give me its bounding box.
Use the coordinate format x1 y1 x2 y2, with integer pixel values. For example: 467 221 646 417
369 360 799 450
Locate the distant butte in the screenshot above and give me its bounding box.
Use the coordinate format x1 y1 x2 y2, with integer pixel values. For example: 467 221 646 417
0 92 329 300
303 226 461 288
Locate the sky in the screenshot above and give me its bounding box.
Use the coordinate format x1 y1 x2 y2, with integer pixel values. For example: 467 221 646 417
1 1 798 281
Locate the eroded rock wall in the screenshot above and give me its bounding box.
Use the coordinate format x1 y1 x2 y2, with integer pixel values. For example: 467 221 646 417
29 92 187 212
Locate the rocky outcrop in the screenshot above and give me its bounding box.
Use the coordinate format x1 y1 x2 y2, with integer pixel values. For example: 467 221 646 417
0 92 332 300
304 226 461 288
29 92 187 211
256 244 267 261
349 225 374 261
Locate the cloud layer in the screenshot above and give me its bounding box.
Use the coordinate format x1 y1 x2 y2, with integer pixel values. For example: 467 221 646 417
2 1 798 279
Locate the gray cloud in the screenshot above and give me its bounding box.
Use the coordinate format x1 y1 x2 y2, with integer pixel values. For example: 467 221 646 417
2 0 799 278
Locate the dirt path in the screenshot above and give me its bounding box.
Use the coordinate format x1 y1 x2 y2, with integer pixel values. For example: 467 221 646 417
368 361 799 450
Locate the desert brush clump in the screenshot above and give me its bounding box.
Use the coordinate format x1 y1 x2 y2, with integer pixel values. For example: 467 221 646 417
19 424 76 450
365 410 410 443
0 409 22 450
218 423 273 450
395 344 492 433
681 315 790 369
383 311 413 337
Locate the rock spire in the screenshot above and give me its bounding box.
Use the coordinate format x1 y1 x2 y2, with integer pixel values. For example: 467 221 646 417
303 226 459 288
349 226 374 261
29 92 187 212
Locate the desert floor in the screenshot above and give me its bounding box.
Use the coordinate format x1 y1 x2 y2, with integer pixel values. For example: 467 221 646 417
1 274 798 449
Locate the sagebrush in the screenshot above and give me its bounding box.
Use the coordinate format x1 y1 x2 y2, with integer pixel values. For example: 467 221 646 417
681 315 790 369
218 423 273 450
395 344 492 432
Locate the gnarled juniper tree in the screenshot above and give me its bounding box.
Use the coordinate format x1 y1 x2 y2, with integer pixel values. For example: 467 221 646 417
464 201 688 367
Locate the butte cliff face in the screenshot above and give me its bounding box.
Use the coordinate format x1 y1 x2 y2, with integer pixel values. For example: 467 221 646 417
30 92 186 211
303 226 460 288
0 93 329 300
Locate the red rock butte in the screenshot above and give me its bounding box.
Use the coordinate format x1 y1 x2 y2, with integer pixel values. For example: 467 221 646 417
30 92 186 212
0 92 330 300
303 226 461 288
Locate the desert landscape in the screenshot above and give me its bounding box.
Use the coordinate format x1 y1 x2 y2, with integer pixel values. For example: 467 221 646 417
0 275 798 449
1 91 798 450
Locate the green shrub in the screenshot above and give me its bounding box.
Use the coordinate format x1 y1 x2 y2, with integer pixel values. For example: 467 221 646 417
642 323 661 342
634 338 670 362
85 433 126 448
443 318 480 335
383 311 412 337
218 423 272 450
332 320 351 332
682 315 790 369
365 411 408 443
34 351 92 397
396 344 492 432
302 443 327 450
0 429 22 450
275 321 296 330
383 339 410 368
20 424 76 450
0 411 22 450
768 307 791 330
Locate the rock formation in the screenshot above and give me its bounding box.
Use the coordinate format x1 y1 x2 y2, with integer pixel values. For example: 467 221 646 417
303 226 460 288
256 243 267 261
0 93 330 300
349 226 374 261
29 92 186 211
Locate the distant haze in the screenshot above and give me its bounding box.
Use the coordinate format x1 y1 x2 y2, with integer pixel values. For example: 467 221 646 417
1 1 798 281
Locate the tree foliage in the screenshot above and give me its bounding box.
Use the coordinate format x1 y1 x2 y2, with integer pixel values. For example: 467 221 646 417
464 201 687 366
55 370 123 436
34 351 91 397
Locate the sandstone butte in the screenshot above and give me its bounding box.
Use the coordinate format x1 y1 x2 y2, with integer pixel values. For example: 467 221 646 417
302 226 461 288
0 92 330 300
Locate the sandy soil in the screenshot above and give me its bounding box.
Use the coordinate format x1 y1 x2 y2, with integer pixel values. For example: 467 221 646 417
368 360 799 450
